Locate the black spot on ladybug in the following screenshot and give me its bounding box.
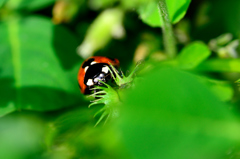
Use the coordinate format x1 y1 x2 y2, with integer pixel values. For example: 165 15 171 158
82 58 94 68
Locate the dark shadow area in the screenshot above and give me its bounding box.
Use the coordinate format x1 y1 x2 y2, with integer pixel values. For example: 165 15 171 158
0 78 88 112
53 24 83 70
185 0 239 42
96 11 162 72
98 38 137 72
21 86 86 111
0 78 16 110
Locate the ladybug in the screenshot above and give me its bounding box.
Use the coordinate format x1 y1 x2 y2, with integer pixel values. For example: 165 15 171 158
78 56 120 94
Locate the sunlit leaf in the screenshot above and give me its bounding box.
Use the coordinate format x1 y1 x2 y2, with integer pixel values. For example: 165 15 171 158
118 67 240 159
177 41 211 69
196 59 240 72
198 76 233 101
0 16 83 113
138 0 191 27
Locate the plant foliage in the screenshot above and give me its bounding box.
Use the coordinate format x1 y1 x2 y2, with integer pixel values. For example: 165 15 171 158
0 0 240 159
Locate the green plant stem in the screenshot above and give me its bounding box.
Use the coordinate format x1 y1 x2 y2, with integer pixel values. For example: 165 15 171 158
158 0 177 59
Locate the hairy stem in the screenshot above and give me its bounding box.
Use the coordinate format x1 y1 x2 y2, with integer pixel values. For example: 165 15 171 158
158 0 177 58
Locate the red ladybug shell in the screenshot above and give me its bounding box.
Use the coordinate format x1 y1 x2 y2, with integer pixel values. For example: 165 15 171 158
78 56 120 94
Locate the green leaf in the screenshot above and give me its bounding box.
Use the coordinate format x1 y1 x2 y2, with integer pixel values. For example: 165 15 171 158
138 0 191 27
5 0 55 11
0 0 6 8
177 41 211 69
198 76 234 101
0 115 45 159
118 67 240 159
196 59 240 72
0 16 83 113
0 102 15 117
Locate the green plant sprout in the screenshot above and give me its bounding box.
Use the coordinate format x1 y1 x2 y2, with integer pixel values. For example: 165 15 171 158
108 63 134 87
88 81 121 126
88 63 141 126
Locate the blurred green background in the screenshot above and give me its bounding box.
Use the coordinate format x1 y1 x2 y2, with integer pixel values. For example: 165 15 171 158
0 0 240 158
